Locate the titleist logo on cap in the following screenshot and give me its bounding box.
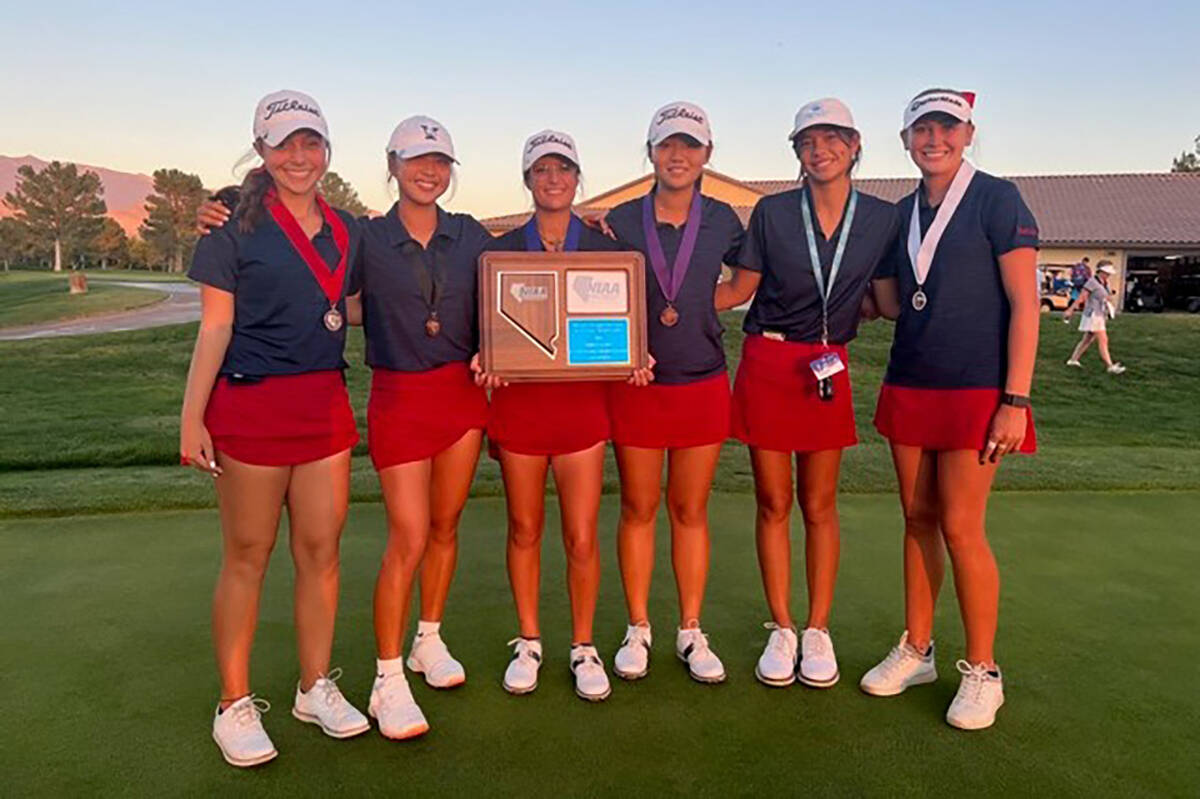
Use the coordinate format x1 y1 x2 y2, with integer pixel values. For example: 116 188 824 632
657 106 705 126
527 132 574 152
263 99 321 121
909 94 966 114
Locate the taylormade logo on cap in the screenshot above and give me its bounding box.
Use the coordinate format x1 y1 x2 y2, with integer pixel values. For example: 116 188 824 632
522 129 580 173
387 115 458 163
902 90 975 131
647 101 712 146
254 90 329 148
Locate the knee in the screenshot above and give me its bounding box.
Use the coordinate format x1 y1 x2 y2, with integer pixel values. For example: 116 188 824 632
799 489 838 529
379 531 425 575
427 516 459 547
507 515 543 552
620 495 659 527
562 528 598 565
666 497 706 529
903 503 939 538
292 535 340 574
939 509 989 555
223 538 274 577
755 488 792 526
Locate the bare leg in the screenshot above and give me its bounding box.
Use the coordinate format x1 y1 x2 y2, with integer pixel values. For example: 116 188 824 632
419 430 482 624
1070 332 1094 363
889 443 942 652
937 450 1002 666
615 445 665 626
749 447 795 628
796 449 843 629
212 454 290 706
1094 329 1115 367
286 449 352 689
665 443 723 627
373 459 432 660
551 443 606 644
500 448 549 639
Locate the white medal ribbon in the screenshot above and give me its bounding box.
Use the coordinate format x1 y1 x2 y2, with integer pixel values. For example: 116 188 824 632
906 160 977 290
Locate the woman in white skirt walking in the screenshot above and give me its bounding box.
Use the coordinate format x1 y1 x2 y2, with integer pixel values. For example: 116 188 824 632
1064 262 1125 373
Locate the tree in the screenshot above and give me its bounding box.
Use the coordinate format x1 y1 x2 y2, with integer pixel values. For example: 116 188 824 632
0 217 32 271
319 171 369 216
92 219 130 270
140 168 207 273
2 161 107 272
1172 135 1199 173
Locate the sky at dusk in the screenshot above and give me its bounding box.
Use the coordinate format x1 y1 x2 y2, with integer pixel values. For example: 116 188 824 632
4 0 1197 218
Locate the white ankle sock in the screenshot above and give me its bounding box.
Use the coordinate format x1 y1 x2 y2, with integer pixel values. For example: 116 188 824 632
377 656 405 677
416 620 440 637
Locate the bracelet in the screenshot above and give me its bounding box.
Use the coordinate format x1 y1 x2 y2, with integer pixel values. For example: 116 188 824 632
1001 393 1032 408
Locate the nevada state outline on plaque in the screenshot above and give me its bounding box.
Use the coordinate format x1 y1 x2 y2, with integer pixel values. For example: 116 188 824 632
498 272 558 357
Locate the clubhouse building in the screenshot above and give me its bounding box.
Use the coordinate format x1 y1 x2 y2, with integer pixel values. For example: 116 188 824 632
482 170 1200 312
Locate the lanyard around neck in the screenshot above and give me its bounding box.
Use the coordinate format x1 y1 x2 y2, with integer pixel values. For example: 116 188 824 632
800 186 857 345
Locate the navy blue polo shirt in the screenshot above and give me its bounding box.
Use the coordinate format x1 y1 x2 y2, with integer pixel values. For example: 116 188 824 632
487 216 624 254
738 187 900 344
878 170 1039 389
352 204 493 372
188 209 360 378
606 194 745 384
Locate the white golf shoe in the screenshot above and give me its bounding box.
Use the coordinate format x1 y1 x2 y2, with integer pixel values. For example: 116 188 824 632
212 695 277 768
570 644 612 702
614 623 652 680
754 623 798 687
291 668 369 739
946 660 1005 730
798 628 840 688
368 670 429 740
859 632 937 697
502 637 542 695
676 627 726 684
407 629 466 689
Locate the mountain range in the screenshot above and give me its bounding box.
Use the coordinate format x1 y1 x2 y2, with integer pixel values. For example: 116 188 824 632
0 155 155 235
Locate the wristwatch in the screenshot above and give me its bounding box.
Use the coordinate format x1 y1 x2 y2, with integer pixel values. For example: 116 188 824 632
1001 393 1032 408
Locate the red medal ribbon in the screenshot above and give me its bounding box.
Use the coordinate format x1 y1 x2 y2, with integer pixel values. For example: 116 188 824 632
265 189 349 307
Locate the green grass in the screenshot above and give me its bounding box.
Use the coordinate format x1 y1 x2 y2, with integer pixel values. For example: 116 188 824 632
2 492 1197 796
0 270 166 328
1 312 1198 516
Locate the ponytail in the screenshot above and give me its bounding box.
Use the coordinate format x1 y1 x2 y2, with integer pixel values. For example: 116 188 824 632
235 167 275 234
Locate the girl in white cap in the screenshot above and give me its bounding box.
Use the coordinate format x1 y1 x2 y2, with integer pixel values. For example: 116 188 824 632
1064 261 1126 372
198 115 494 739
862 88 1041 731
184 90 369 768
474 130 652 702
602 102 746 686
716 98 902 689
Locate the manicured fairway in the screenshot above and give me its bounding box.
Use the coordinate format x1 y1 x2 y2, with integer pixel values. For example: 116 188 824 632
3 493 1197 796
0 271 165 329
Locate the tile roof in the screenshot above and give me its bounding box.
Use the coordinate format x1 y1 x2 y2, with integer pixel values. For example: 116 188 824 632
748 173 1200 247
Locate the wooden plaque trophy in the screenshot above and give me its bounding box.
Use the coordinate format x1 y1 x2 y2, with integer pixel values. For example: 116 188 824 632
478 251 649 381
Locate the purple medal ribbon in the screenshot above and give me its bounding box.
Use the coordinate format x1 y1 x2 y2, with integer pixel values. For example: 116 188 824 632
523 214 582 252
641 191 702 304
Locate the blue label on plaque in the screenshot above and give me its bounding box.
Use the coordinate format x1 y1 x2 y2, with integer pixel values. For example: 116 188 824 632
567 317 630 366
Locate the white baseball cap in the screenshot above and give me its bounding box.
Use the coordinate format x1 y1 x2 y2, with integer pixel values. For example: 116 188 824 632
789 98 857 140
386 116 458 163
253 90 329 147
647 101 712 147
903 90 976 131
522 130 580 173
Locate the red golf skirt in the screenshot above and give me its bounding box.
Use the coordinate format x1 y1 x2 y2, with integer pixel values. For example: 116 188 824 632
731 336 857 452
608 372 731 450
488 382 610 456
204 370 359 466
368 362 488 470
873 384 1037 453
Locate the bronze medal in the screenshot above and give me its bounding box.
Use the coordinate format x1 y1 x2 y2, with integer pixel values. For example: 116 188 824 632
323 308 344 332
659 305 680 327
911 289 928 312
425 316 441 337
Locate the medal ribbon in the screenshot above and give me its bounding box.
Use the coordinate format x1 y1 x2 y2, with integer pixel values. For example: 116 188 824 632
906 159 976 289
641 190 702 303
266 190 348 307
396 218 444 319
800 186 858 345
522 214 583 252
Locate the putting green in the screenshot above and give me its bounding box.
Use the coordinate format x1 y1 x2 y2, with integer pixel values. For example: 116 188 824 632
2 492 1196 795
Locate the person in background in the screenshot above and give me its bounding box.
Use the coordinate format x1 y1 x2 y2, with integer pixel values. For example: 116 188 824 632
1064 262 1126 373
1069 256 1091 305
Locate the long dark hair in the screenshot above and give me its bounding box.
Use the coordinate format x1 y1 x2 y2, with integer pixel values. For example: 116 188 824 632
234 165 275 234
